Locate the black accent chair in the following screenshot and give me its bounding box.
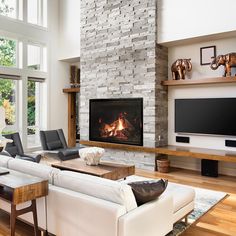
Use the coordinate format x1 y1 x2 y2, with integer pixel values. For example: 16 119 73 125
3 132 42 163
40 129 81 161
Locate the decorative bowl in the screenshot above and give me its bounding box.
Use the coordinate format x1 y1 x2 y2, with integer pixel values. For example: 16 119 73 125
79 147 105 165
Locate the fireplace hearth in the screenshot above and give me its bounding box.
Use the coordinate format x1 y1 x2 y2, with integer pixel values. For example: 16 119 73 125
89 98 143 146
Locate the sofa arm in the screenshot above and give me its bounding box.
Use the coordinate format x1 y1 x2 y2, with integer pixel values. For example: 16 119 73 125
118 194 173 236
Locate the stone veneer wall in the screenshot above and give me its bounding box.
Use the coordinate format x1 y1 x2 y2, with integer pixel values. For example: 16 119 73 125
80 0 168 170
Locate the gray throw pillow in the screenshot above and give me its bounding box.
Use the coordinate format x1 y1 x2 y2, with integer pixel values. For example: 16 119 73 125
128 179 168 206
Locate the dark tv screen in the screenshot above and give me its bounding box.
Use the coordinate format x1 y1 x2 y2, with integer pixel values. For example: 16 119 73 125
175 98 236 136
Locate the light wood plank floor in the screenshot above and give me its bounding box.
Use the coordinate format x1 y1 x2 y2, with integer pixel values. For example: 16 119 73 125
136 168 236 236
0 168 235 235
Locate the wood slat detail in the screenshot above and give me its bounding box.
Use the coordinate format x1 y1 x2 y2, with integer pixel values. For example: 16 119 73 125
79 140 236 163
161 76 236 86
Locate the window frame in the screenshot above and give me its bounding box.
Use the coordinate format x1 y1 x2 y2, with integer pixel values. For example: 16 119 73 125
0 74 21 134
27 41 47 72
26 77 45 148
0 0 47 28
26 0 47 28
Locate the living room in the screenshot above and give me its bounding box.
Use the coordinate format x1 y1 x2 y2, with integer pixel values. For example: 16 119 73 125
0 0 236 235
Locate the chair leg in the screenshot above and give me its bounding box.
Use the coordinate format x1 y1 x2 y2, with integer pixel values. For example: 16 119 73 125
41 230 48 236
184 216 188 224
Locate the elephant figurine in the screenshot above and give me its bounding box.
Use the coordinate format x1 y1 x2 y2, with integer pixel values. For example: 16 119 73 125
171 58 192 80
210 53 236 77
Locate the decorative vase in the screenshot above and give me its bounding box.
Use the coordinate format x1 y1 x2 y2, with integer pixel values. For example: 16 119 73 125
79 147 105 165
156 159 170 173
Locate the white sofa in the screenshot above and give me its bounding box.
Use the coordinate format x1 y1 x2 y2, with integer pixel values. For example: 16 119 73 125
0 155 195 236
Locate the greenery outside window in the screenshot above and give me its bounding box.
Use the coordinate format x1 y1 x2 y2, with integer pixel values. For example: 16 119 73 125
27 77 45 148
0 0 47 27
0 0 17 19
0 37 17 67
0 75 19 135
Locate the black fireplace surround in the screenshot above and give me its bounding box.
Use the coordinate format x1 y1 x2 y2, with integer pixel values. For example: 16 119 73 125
89 98 143 146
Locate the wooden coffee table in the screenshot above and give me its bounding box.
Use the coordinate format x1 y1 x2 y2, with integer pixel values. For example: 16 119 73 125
52 159 135 180
0 169 48 236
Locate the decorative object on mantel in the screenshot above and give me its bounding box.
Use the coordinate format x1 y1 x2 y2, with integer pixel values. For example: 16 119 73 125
70 65 80 88
171 59 192 80
0 107 13 151
79 147 105 165
200 45 216 65
210 52 236 77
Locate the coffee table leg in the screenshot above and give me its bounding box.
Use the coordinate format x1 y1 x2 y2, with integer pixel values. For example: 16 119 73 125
32 199 40 236
10 204 16 236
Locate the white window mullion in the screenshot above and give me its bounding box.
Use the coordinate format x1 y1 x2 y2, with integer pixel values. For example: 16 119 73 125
20 41 28 148
23 0 28 23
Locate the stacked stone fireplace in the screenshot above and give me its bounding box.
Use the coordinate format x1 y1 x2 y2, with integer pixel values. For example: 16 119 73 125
80 0 168 170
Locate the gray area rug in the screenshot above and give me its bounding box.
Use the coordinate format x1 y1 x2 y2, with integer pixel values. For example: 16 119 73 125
122 176 226 236
167 186 226 236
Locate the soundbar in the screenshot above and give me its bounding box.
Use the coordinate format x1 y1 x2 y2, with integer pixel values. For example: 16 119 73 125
176 136 190 143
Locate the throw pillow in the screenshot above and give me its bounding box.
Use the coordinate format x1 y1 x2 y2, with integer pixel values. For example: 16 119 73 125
128 179 168 206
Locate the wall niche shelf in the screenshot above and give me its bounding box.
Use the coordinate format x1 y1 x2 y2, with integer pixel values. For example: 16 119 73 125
63 87 80 147
162 76 236 86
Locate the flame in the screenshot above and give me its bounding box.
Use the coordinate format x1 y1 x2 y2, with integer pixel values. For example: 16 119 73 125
99 112 134 140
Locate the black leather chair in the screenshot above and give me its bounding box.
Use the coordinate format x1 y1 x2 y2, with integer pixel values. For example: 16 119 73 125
40 129 81 161
3 132 41 163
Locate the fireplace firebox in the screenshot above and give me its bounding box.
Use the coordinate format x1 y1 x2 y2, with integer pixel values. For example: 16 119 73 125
89 98 143 146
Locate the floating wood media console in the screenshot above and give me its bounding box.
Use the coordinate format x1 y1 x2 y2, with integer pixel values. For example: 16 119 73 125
79 140 236 163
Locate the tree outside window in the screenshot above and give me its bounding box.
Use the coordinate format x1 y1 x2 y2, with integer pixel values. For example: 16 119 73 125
0 38 16 67
0 0 16 18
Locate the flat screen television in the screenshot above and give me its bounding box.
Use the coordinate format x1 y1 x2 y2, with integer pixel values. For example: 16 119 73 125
175 98 236 136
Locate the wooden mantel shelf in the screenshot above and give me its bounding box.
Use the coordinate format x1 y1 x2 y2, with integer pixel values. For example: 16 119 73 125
63 87 80 93
79 140 236 163
161 76 236 86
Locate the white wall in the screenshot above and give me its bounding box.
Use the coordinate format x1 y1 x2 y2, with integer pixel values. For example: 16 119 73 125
47 0 69 139
168 37 236 176
58 0 80 60
158 0 236 44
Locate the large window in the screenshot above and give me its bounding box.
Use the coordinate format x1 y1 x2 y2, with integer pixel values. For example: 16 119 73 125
27 78 44 148
0 0 47 27
0 76 19 134
0 0 48 149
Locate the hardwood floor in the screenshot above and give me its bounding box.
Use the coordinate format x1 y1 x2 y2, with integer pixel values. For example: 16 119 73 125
136 168 236 236
0 168 235 235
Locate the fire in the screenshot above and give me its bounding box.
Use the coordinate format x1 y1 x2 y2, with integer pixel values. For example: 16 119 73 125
99 113 134 140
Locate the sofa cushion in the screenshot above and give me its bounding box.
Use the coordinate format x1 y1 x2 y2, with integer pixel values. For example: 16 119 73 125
165 183 195 213
54 171 137 212
0 154 13 167
128 179 168 206
8 158 60 184
47 140 63 150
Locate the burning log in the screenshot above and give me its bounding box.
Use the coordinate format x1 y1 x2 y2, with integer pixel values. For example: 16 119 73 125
99 113 134 139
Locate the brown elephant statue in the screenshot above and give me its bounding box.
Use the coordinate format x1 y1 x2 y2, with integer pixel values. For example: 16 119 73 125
171 58 192 80
210 53 236 77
